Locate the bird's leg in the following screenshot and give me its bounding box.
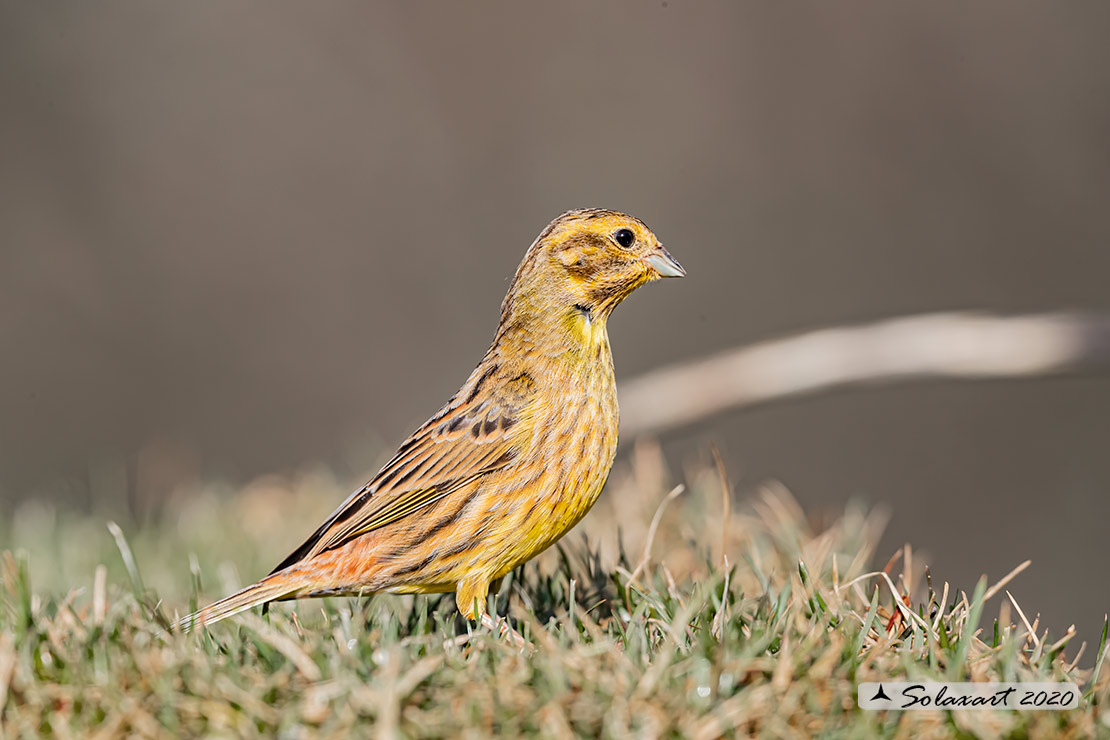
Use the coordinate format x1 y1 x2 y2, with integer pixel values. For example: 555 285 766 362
455 576 490 622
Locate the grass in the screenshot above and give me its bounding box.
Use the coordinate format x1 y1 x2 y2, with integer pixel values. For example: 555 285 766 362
1 445 1108 738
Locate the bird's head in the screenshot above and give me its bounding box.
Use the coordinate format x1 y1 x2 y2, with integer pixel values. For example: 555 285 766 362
503 209 684 327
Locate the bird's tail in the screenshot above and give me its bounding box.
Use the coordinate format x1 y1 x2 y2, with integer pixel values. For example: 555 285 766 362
178 574 301 632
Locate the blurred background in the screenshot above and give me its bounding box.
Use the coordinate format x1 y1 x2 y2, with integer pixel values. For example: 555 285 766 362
2 3 1108 643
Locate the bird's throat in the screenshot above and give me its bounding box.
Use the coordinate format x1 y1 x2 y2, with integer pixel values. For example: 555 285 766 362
565 302 609 353
495 293 611 362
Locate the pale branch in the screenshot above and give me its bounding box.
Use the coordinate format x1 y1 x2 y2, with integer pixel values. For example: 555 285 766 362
619 311 1110 438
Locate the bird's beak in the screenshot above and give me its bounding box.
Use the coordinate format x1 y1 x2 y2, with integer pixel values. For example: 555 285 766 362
645 248 685 278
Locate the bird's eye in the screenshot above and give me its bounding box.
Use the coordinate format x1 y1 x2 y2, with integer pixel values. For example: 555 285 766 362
613 228 635 249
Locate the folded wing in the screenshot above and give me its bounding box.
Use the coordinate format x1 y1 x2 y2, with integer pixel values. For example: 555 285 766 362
270 386 527 574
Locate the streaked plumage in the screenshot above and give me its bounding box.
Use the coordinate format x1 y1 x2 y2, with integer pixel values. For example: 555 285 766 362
182 208 684 629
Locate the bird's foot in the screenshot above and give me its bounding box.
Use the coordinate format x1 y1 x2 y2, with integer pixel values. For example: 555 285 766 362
480 613 530 652
441 612 531 653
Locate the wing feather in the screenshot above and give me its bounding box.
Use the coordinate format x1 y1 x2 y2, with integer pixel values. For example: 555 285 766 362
270 382 527 574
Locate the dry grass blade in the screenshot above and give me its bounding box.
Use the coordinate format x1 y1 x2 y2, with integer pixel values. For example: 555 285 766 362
1007 589 1041 650
627 484 685 585
239 615 323 681
983 560 1032 603
711 445 732 561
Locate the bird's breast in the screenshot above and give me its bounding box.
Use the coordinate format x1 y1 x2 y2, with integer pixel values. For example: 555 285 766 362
521 347 619 527
459 340 621 581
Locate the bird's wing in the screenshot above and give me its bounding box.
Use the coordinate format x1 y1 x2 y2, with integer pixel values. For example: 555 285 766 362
270 379 528 573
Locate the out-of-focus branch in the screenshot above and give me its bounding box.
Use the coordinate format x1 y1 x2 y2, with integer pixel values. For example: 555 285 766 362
619 311 1110 438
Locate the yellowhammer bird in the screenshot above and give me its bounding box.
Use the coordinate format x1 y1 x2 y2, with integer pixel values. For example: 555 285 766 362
181 208 683 632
